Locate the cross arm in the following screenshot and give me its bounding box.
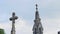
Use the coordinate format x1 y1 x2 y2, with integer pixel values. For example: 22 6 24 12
15 16 18 20
9 17 13 21
9 16 18 21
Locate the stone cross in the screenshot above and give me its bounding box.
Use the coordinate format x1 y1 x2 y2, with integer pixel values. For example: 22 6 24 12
9 12 18 34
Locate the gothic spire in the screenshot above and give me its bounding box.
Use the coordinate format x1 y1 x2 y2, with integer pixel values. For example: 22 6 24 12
35 4 39 19
33 4 43 34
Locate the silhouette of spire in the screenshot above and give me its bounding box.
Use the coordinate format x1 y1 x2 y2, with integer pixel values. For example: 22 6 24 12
35 4 39 19
33 4 43 34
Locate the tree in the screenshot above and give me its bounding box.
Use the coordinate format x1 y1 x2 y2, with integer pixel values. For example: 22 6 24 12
0 29 5 34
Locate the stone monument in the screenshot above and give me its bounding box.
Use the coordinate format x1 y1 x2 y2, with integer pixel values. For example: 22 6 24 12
9 12 18 34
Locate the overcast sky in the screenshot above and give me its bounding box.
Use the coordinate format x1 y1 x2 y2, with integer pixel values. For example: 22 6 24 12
0 0 60 34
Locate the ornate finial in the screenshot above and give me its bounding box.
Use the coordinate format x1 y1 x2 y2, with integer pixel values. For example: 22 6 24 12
36 4 38 11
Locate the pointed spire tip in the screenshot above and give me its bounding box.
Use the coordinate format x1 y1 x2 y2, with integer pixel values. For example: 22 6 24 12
35 4 38 12
36 4 38 7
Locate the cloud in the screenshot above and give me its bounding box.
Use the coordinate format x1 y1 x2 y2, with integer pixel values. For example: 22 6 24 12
15 18 32 34
41 18 60 34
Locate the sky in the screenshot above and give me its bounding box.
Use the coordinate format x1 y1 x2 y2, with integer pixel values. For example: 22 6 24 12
0 0 60 34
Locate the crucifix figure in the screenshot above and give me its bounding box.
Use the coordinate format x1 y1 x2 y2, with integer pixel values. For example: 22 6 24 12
9 12 18 34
